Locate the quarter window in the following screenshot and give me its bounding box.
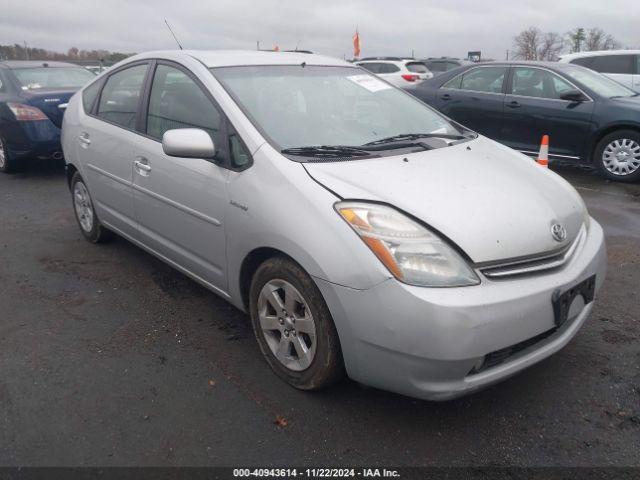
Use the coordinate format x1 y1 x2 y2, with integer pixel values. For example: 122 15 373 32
82 81 101 113
446 67 506 93
570 57 593 68
96 64 147 129
511 67 574 100
146 64 221 142
589 55 635 75
358 63 382 74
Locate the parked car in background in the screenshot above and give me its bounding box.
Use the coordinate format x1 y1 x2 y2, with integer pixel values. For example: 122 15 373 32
0 60 95 172
421 57 472 76
62 50 606 401
356 57 433 86
406 61 640 181
559 50 640 92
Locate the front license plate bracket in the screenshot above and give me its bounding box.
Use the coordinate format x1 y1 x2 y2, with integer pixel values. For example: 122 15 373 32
552 275 596 328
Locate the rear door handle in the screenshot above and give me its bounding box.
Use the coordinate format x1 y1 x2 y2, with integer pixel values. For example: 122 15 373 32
134 157 151 175
79 132 91 147
507 100 521 109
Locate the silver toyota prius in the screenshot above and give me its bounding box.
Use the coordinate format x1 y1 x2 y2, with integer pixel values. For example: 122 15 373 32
61 50 607 400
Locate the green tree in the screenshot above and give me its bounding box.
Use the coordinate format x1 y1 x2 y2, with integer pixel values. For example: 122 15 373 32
567 27 586 53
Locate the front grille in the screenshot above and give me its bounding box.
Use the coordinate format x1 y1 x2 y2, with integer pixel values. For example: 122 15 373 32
480 226 585 279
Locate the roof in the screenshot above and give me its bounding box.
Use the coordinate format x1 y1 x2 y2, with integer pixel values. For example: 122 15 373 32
0 60 80 69
128 50 349 68
559 49 640 60
452 60 579 69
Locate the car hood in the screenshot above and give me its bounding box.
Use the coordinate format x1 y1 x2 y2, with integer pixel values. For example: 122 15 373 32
303 137 586 264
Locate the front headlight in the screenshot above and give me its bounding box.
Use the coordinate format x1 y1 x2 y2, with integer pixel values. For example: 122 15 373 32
335 201 480 287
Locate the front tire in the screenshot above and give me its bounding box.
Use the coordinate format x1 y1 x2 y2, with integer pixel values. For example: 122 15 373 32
594 130 640 182
249 256 344 390
70 172 112 243
0 136 15 173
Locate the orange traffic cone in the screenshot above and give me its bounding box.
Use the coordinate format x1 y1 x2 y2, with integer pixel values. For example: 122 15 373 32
537 135 549 168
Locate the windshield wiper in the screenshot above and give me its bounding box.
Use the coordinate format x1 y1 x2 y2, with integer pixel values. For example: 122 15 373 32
363 132 473 146
281 145 373 158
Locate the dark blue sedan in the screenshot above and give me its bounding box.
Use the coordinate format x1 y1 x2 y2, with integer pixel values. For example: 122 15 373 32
0 61 95 173
405 61 640 182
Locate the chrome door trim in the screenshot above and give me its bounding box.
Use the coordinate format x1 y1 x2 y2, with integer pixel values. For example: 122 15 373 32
87 163 132 186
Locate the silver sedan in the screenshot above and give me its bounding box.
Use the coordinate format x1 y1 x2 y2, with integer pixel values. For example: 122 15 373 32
61 50 606 400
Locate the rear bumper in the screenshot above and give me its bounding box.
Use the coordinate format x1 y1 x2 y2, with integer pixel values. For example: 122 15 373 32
3 119 62 160
315 219 607 401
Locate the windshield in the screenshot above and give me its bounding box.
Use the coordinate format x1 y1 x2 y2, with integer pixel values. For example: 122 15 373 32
562 65 637 98
12 67 95 90
211 65 461 152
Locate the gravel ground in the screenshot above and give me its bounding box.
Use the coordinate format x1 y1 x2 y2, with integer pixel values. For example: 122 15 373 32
0 160 638 467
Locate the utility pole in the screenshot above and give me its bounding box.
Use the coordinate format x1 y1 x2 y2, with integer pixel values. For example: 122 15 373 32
256 40 260 51
506 49 509 60
24 41 29 60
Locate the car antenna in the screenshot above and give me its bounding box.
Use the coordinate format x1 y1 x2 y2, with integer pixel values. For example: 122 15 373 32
164 19 183 50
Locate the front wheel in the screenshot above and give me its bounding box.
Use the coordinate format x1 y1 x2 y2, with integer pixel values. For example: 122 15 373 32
594 130 640 182
70 172 112 243
249 257 344 390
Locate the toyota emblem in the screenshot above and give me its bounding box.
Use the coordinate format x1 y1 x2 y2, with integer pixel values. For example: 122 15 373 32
551 223 567 242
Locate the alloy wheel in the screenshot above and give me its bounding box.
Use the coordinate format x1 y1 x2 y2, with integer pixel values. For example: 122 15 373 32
602 138 640 176
257 279 317 372
73 181 94 232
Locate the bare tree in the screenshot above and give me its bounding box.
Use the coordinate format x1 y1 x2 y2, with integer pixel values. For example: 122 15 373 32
538 32 563 60
513 27 542 60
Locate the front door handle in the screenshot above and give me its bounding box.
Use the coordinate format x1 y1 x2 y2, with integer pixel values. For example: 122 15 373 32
507 100 521 109
441 93 452 101
134 157 151 175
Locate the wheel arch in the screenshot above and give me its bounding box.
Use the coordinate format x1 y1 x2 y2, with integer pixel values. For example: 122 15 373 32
588 123 640 163
65 163 79 190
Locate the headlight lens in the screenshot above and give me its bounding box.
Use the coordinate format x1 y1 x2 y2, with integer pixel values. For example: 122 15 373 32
336 201 480 287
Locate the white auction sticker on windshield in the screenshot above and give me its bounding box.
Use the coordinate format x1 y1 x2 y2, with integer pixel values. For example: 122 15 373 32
347 74 392 92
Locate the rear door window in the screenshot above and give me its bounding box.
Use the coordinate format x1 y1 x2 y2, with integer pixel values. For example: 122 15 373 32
96 64 148 129
455 67 507 93
589 55 635 74
379 63 400 74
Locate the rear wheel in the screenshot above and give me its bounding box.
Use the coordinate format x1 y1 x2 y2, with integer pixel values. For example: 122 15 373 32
0 137 14 173
71 172 112 243
249 256 344 390
594 130 640 182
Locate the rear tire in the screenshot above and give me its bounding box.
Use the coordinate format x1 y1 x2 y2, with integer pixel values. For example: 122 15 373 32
249 256 344 390
594 130 640 182
0 136 15 173
70 172 112 243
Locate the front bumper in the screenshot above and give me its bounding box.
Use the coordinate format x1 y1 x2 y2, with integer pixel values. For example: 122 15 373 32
315 219 607 401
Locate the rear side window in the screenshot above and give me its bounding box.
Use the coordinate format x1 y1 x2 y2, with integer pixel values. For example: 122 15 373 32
569 57 593 67
448 67 506 93
589 55 635 74
379 63 400 73
146 64 221 142
358 63 382 74
97 64 148 129
406 62 428 73
82 81 101 113
426 61 446 72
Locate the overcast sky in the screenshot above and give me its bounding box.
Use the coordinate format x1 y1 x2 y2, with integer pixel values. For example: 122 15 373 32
1 0 638 60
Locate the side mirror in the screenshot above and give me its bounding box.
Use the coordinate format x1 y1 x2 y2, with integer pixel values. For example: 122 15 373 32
162 128 215 159
560 89 587 102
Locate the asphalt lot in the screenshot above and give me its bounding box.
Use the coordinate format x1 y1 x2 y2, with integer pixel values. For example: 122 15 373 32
0 159 639 467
